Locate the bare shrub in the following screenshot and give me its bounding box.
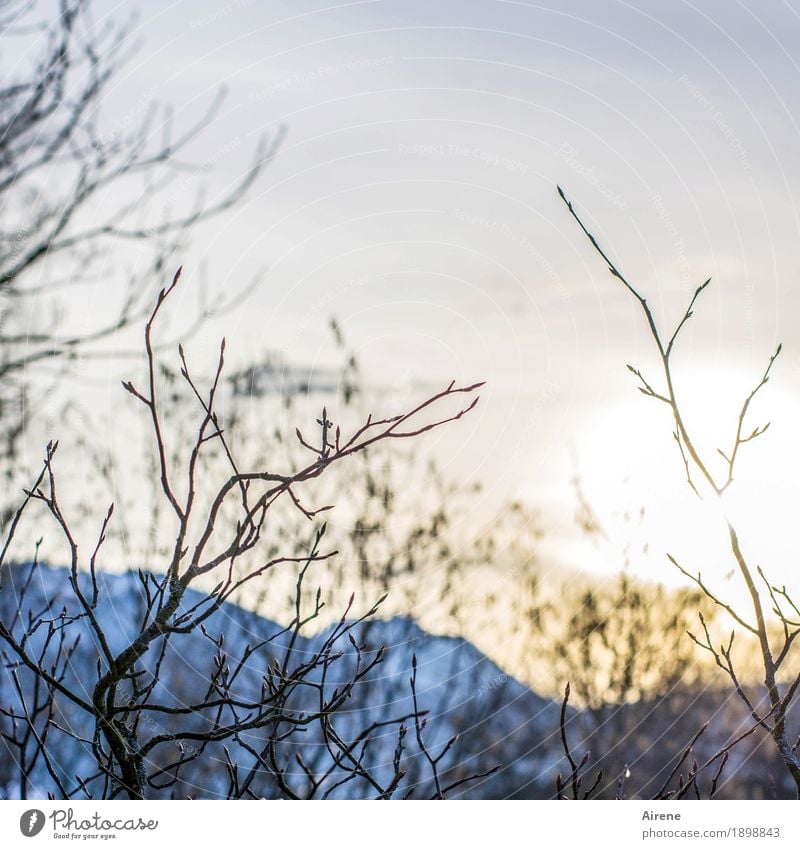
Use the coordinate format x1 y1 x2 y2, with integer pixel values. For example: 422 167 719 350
559 185 800 797
0 0 277 513
0 269 488 799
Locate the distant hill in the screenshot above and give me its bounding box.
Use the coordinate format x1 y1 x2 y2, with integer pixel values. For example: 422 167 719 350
2 563 795 799
0 563 566 799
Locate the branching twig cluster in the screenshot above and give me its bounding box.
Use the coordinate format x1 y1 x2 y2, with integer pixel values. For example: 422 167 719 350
0 268 486 799
555 683 603 800
0 0 278 509
559 185 800 797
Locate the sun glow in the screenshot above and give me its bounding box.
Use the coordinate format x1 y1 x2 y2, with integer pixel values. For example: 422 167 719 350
571 364 800 604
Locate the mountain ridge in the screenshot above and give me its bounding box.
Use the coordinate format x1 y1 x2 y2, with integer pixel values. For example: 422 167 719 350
0 562 565 799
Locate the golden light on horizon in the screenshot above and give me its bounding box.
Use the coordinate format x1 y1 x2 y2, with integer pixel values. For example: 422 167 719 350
570 360 800 610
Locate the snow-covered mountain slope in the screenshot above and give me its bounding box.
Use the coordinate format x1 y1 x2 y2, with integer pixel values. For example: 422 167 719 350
0 563 566 799
6 563 790 799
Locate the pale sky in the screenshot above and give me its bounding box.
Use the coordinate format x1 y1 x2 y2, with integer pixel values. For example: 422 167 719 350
12 0 800 619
